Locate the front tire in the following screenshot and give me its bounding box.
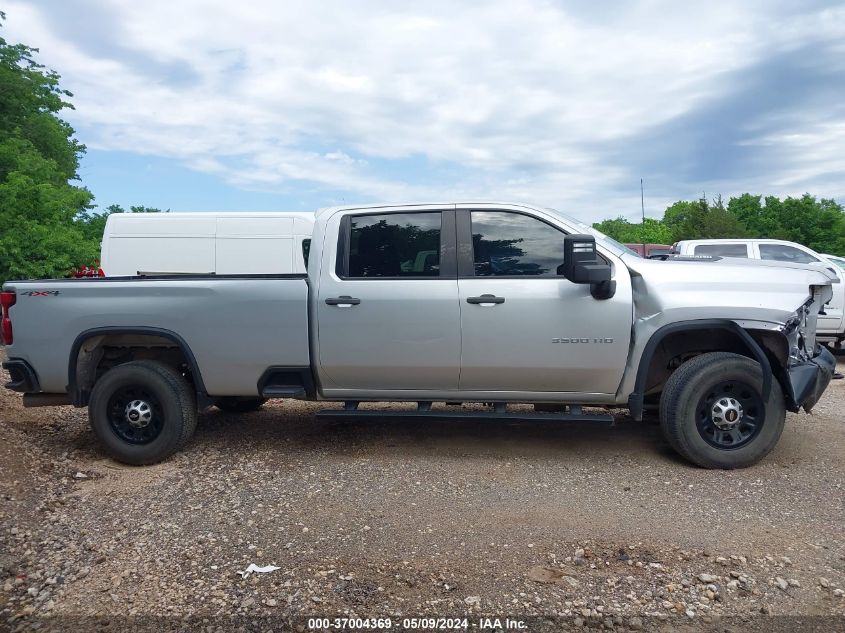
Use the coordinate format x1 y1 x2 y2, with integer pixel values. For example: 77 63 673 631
659 352 785 469
88 361 198 465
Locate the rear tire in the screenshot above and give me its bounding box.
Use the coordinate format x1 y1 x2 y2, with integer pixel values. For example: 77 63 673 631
88 361 197 465
659 352 785 469
213 397 267 413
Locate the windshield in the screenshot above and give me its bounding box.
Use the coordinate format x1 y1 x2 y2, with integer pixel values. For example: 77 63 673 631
829 257 845 270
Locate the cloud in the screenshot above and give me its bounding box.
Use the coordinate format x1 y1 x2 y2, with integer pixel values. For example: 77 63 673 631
3 0 844 220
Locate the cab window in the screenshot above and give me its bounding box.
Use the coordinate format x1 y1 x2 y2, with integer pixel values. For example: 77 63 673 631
469 211 564 277
759 243 819 264
694 243 748 258
344 212 441 278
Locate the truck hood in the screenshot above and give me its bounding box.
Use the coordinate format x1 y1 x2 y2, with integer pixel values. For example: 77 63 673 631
621 254 836 326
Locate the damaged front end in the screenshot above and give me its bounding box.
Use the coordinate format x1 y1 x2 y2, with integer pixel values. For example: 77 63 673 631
782 286 837 412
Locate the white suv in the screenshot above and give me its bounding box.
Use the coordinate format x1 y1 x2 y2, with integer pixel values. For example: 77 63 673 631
674 239 844 347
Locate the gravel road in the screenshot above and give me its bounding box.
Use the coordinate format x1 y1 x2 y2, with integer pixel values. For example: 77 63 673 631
1 351 844 632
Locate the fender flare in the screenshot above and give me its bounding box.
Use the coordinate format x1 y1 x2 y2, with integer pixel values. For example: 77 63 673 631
627 319 772 421
67 326 208 406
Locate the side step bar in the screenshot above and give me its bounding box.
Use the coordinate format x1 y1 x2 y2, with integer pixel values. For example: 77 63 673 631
261 385 307 398
315 408 615 423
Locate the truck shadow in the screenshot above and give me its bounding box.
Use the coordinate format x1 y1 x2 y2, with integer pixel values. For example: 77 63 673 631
194 405 684 465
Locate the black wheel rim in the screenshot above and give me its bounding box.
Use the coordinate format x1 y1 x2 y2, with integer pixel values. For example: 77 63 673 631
696 380 764 450
106 386 164 445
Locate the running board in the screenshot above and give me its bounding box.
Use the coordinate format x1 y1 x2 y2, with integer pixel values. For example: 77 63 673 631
261 385 307 398
315 409 615 423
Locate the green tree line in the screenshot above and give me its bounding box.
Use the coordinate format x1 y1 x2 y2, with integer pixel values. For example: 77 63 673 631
1 12 843 285
0 13 161 283
595 194 845 256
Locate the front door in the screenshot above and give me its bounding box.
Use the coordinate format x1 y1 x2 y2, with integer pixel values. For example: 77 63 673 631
457 209 632 395
316 206 461 391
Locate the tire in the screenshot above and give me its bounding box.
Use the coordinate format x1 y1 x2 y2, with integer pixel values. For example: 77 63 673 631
659 352 785 469
88 361 198 465
213 397 267 413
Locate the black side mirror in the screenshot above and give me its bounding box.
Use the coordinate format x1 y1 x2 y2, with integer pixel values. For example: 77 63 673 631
562 234 615 300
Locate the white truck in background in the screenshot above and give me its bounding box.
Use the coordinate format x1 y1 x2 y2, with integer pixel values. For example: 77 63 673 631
100 212 315 276
674 238 844 350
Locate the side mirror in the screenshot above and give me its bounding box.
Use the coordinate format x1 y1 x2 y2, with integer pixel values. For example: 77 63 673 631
562 234 615 300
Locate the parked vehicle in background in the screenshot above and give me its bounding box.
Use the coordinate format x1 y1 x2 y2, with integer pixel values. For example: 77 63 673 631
100 212 315 276
823 254 845 271
674 239 844 348
2 202 837 470
624 243 675 259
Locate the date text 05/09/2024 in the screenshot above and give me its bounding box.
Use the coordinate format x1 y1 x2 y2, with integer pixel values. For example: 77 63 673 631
306 617 528 630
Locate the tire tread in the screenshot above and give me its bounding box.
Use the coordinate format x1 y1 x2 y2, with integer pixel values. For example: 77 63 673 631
659 352 784 469
88 360 198 465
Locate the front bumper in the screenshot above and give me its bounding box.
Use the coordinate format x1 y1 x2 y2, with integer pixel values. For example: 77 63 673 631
788 345 836 412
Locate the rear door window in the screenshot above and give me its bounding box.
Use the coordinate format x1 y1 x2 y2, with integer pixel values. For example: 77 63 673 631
343 212 441 278
693 243 749 258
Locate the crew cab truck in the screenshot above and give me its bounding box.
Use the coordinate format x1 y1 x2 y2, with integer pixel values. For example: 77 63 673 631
1 203 837 469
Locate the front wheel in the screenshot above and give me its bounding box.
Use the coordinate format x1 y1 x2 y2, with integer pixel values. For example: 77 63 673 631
659 352 785 469
88 361 198 465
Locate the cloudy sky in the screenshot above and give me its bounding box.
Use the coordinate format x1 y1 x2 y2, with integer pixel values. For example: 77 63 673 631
4 0 845 222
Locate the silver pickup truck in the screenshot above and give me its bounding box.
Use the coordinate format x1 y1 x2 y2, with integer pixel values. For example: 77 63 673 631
1 202 837 469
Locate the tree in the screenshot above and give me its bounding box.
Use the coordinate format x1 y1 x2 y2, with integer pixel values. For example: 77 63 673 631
595 193 844 255
728 193 845 255
662 196 748 241
0 12 95 283
592 217 673 244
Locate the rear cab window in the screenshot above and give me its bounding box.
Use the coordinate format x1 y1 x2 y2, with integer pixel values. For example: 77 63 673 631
337 212 444 278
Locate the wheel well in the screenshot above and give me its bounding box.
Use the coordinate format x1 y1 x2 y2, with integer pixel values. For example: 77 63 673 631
631 322 786 419
641 329 780 397
70 330 206 406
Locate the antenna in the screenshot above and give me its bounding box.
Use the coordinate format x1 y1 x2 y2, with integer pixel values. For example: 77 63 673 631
640 178 645 223
640 178 646 254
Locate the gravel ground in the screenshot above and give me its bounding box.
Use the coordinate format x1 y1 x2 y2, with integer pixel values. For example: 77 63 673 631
1 349 844 632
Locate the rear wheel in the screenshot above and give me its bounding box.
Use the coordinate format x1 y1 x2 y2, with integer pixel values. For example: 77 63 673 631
659 352 785 469
88 361 197 465
213 397 267 413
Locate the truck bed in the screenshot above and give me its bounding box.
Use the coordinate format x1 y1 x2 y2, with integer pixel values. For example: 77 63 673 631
3 275 310 397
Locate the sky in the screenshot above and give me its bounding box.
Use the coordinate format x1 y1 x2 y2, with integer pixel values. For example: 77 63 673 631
3 0 845 223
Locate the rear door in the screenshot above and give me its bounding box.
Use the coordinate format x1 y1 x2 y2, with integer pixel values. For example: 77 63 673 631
456 208 632 394
315 206 461 391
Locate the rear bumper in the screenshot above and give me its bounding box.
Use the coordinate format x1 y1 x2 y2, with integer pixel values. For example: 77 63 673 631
788 345 836 412
2 359 40 393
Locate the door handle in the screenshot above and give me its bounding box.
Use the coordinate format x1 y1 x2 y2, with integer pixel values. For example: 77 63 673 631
466 294 505 305
325 296 361 306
